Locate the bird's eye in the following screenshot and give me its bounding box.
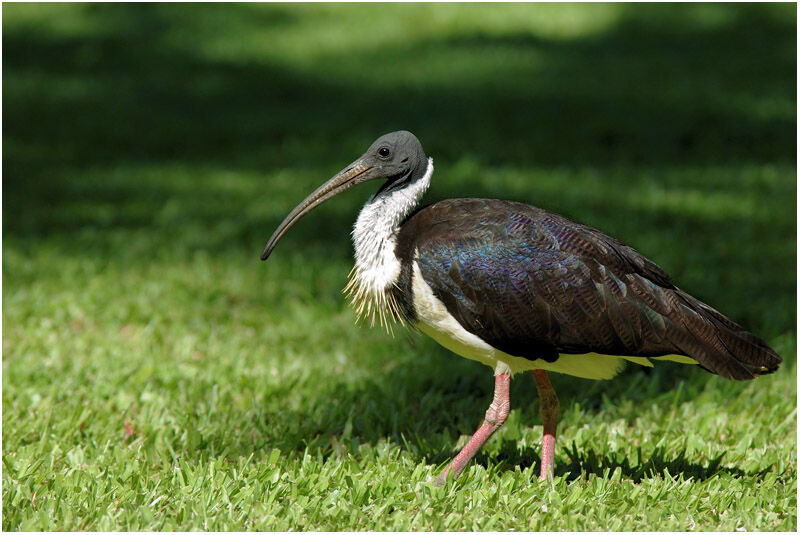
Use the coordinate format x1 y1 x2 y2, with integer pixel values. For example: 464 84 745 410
378 147 391 158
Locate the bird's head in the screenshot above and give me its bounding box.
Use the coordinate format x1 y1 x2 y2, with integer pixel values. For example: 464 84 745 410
260 130 428 260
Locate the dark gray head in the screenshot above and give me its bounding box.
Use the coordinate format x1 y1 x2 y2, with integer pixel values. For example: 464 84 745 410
260 131 428 260
362 130 428 195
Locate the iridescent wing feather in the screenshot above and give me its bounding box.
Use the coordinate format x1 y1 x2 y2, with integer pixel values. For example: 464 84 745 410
397 199 780 380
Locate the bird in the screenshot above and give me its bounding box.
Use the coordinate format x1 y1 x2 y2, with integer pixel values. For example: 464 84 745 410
260 131 782 485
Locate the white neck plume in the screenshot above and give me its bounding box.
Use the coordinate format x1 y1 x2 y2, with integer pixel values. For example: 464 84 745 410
345 158 434 328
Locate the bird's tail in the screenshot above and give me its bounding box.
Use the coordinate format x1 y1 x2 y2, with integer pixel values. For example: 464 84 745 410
667 289 782 380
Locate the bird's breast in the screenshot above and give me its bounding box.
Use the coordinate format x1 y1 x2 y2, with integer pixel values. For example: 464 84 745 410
410 259 529 373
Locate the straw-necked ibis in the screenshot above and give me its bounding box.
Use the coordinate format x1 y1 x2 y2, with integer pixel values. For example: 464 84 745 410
261 131 782 484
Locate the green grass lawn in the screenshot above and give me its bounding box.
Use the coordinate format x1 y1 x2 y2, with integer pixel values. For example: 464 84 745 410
2 3 796 531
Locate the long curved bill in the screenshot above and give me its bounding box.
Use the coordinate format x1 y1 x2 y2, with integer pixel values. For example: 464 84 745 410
260 160 373 260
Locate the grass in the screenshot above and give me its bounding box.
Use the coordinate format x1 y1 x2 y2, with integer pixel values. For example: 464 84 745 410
2 2 796 531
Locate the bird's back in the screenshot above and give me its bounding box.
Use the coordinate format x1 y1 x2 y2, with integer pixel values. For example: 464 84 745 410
395 198 781 380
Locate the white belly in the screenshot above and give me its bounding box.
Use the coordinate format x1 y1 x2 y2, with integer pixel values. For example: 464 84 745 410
411 261 631 380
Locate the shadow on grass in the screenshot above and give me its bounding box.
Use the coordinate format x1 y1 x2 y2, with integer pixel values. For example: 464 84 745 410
558 442 755 482
3 3 796 241
479 440 769 482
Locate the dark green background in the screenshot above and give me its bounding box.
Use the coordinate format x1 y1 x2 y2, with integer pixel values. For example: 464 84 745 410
4 3 795 334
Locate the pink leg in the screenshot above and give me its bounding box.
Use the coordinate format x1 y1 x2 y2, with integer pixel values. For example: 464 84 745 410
532 369 559 479
436 373 511 486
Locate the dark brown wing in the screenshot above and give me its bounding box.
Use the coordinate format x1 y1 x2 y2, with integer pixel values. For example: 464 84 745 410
398 199 781 380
